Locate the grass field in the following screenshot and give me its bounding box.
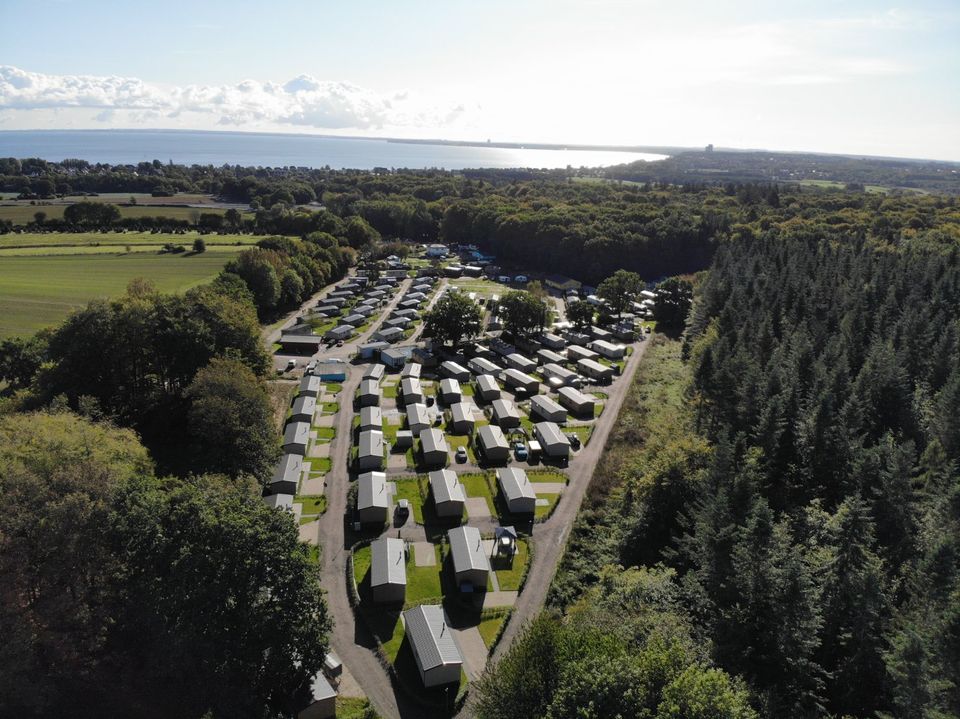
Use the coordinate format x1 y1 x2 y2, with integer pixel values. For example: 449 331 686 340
0 252 237 338
0 231 261 249
0 204 239 224
0 244 250 257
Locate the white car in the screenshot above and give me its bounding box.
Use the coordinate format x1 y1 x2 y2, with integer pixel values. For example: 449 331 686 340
285 359 297 371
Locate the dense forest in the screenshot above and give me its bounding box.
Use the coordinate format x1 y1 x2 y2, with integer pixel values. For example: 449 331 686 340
483 225 960 718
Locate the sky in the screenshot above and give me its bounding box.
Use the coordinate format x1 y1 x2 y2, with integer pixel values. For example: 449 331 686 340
0 0 958 161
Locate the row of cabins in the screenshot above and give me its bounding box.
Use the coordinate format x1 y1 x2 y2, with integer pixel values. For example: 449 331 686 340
358 469 467 528
372 279 436 344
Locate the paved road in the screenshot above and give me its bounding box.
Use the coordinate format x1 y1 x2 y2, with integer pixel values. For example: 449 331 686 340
288 275 651 719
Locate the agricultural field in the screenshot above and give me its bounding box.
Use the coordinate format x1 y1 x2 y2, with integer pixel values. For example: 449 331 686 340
0 252 240 338
0 204 241 224
0 231 261 249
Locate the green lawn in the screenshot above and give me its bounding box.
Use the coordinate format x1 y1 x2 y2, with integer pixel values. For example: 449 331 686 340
404 547 444 607
383 383 399 399
325 383 343 394
477 612 510 649
320 401 339 414
0 251 240 338
461 473 496 515
446 434 477 463
527 469 568 484
353 544 373 587
0 230 261 248
565 424 594 447
392 477 426 524
315 426 336 440
491 539 529 590
295 494 327 516
309 458 333 474
336 697 379 719
534 492 561 520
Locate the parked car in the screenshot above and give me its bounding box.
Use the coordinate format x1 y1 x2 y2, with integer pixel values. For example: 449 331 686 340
566 433 581 449
395 499 410 521
514 442 528 461
306 360 317 373
455 446 468 463
285 359 297 371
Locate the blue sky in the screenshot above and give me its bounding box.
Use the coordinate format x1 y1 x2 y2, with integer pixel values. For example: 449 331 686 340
1 0 958 160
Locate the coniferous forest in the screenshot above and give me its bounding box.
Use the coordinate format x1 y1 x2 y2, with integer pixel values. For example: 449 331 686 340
480 211 960 718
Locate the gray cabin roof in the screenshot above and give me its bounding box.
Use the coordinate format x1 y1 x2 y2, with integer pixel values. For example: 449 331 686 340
448 525 491 575
308 671 337 702
477 424 509 451
403 604 463 671
491 398 520 421
503 368 538 388
429 469 465 504
371 537 407 588
401 376 423 398
558 386 593 406
441 360 469 377
359 430 384 459
300 375 322 395
475 374 499 394
271 453 302 488
530 394 565 417
439 378 460 396
357 471 388 510
401 363 422 378
291 395 316 418
363 364 386 381
359 405 382 429
420 428 448 455
284 421 310 447
406 402 430 428
359 379 380 398
498 467 537 502
535 421 569 447
450 402 472 425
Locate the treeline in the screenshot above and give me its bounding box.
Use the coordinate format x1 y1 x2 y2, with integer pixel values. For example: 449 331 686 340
0 410 329 719
544 230 960 718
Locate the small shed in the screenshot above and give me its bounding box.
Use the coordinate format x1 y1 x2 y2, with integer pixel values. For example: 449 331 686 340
357 430 385 471
448 402 474 434
420 428 449 467
359 405 383 432
299 374 322 398
491 398 521 428
441 361 470 382
298 672 337 719
502 368 540 395
370 536 407 604
497 467 537 515
283 421 310 455
529 394 567 423
289 395 317 424
577 357 614 383
268 453 302 496
357 471 389 523
400 377 424 405
429 469 465 518
315 360 348 382
403 604 463 688
439 378 462 404
448 525 490 588
590 339 626 360
358 379 381 408
474 374 500 401
381 347 411 368
534 422 571 459
558 386 596 417
406 402 431 434
363 363 386 383
477 424 510 461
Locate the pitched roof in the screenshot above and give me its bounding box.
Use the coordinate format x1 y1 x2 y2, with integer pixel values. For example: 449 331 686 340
475 374 499 394
497 467 536 502
283 421 310 447
530 394 565 416
450 402 472 425
359 430 384 459
291 395 316 417
359 379 380 397
371 537 406 588
491 399 520 420
401 376 423 397
535 421 569 447
439 378 461 396
299 375 322 395
270 453 302 488
404 604 463 672
420 428 448 455
477 424 509 450
429 469 465 504
406 402 430 427
359 406 382 428
558 386 594 406
357 471 388 510
448 525 491 575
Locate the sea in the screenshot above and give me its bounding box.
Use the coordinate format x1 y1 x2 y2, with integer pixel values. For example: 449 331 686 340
0 130 667 170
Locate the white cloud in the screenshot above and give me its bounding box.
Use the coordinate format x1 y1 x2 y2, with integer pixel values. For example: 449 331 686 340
0 65 465 132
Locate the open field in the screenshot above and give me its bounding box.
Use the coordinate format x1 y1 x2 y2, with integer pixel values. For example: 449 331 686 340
446 278 512 298
0 252 237 338
0 231 262 249
0 244 250 257
0 204 244 224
